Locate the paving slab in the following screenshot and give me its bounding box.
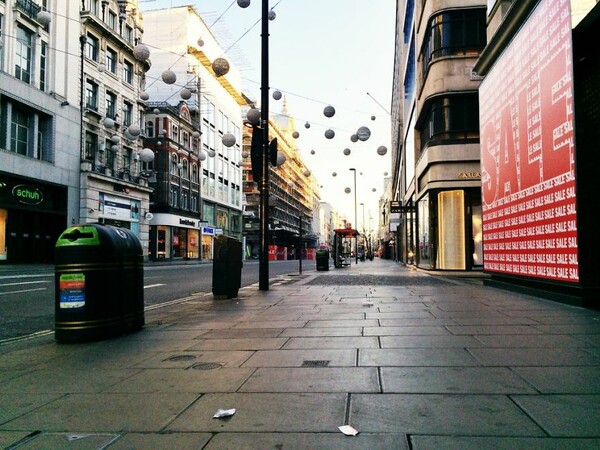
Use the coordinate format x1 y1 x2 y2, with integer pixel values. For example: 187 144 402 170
468 348 600 366
475 334 593 347
130 350 254 368
512 394 600 437
512 366 600 393
363 326 451 336
11 432 119 449
186 338 288 351
350 394 545 436
166 393 347 432
103 368 255 393
0 393 197 432
278 327 363 337
306 319 379 328
0 393 61 424
446 325 545 335
380 335 484 348
410 436 600 450
380 367 537 394
283 337 380 349
198 328 284 339
106 432 212 449
241 349 357 367
239 367 379 393
359 348 480 366
203 432 409 449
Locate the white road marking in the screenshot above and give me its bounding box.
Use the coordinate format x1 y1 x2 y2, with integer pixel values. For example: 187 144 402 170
0 288 47 296
144 283 166 289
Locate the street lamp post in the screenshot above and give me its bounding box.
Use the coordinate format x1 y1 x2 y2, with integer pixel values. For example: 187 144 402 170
349 168 358 264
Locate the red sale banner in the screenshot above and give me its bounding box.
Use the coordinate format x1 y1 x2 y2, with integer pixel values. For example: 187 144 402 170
479 0 578 282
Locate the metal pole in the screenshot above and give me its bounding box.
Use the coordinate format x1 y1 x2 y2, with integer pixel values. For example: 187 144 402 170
298 215 303 275
258 0 270 290
350 168 358 264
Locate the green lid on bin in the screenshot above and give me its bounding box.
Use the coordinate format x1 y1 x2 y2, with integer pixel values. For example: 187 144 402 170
55 226 101 247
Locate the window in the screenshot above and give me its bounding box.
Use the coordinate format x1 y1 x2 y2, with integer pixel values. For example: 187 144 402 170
1 99 53 161
85 33 99 61
123 60 133 84
123 147 132 171
84 131 98 160
192 164 198 183
10 108 29 155
171 154 178 174
106 47 117 73
40 41 47 91
85 80 98 110
123 101 132 126
417 93 479 150
421 8 486 76
106 142 115 170
105 91 117 119
108 11 117 30
124 25 133 43
182 131 189 149
15 26 33 83
0 14 4 72
146 120 154 138
172 124 179 142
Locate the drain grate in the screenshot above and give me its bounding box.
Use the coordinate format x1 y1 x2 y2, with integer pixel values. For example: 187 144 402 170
301 360 330 367
362 304 374 308
164 355 196 362
191 362 223 370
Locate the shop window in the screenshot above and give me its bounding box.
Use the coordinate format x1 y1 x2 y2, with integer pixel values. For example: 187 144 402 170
0 209 6 261
437 190 465 270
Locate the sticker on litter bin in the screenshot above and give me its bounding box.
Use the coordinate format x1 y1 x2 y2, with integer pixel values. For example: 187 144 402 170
59 273 86 308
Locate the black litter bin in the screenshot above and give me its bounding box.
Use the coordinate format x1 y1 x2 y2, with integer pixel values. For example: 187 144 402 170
212 235 243 299
316 249 330 271
54 223 144 343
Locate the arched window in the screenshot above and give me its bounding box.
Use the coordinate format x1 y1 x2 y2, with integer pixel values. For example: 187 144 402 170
192 164 198 183
171 154 178 174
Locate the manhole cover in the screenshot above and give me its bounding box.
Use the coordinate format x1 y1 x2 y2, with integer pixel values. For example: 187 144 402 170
302 360 330 367
164 355 196 362
191 362 223 370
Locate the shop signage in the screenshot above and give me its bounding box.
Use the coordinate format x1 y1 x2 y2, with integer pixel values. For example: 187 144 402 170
202 226 215 235
458 172 481 179
479 0 578 283
12 184 44 205
179 218 196 227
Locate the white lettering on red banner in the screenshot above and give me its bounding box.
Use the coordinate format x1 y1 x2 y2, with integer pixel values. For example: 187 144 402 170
479 0 578 282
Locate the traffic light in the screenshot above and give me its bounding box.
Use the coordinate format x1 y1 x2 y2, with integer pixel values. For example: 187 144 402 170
269 137 278 166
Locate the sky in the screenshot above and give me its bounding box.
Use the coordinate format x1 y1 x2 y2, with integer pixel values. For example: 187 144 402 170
140 0 397 231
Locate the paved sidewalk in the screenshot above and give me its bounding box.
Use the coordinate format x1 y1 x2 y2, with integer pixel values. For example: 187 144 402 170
1 259 599 449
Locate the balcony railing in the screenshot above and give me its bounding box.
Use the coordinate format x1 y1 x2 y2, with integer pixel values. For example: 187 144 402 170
15 0 41 20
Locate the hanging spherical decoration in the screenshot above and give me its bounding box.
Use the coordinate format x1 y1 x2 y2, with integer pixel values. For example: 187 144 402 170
371 115 376 121
350 134 358 142
180 88 192 100
272 90 282 100
242 150 250 158
276 152 286 166
133 43 150 61
192 131 201 138
323 105 336 118
197 38 205 47
111 145 119 152
324 129 335 139
343 148 351 156
36 10 52 26
377 145 388 156
357 126 371 141
161 69 177 85
212 58 230 77
139 91 150 101
208 149 216 157
237 0 251 7
384 171 389 176
304 121 311 129
288 181 294 187
268 9 276 20
198 151 207 161
246 108 261 125
332 172 337 177
111 134 120 144
345 187 351 194
292 131 300 139
303 169 311 177
123 129 135 141
103 117 115 129
152 108 160 114
310 149 315 155
127 124 142 137
222 133 236 147
372 188 377 192
140 148 155 163
156 141 162 146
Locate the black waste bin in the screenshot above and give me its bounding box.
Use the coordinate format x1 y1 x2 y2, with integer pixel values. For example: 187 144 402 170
54 223 144 343
316 249 330 271
212 235 243 299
